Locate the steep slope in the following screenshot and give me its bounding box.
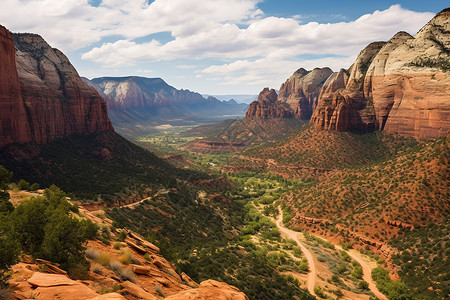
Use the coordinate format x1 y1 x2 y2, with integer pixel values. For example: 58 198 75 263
87 77 247 134
283 134 448 244
4 30 112 147
0 25 30 147
278 67 334 120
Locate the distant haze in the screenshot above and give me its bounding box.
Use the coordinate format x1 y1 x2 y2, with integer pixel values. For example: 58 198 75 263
203 94 258 104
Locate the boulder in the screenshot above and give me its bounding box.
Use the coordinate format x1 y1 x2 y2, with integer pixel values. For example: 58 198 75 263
165 280 249 300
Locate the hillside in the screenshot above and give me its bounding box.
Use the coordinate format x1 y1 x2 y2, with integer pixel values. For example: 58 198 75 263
279 135 449 298
183 118 304 154
240 126 417 170
1 183 248 299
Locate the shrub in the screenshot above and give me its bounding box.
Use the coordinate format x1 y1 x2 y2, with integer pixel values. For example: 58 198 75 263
119 250 133 265
17 179 30 191
98 253 111 266
86 248 100 260
114 242 122 250
358 280 369 290
116 230 127 242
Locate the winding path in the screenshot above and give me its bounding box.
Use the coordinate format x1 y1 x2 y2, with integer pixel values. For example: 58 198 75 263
335 245 387 300
275 209 316 296
276 208 387 300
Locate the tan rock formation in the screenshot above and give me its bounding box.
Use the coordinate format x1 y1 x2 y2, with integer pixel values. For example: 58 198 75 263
165 279 249 300
278 67 334 120
364 10 450 139
312 10 450 139
245 88 293 118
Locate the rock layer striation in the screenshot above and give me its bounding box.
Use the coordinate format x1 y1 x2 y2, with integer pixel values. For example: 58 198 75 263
245 10 450 139
0 25 113 148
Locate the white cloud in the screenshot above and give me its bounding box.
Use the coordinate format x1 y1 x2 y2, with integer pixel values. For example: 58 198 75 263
0 1 436 93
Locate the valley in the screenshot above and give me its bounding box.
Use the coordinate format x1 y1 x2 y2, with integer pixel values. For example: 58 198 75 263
0 5 449 300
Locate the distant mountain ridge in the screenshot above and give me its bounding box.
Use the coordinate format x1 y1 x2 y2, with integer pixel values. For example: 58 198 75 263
84 76 247 134
246 9 450 139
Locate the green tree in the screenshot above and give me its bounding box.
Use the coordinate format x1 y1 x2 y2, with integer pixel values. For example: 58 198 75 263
10 197 47 254
40 209 86 268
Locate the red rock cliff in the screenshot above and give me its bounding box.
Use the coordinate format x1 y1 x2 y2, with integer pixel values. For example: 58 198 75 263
0 29 113 148
245 88 293 118
278 67 333 120
312 10 450 138
0 25 31 147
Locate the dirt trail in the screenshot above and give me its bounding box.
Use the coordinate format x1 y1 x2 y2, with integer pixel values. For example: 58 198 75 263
277 208 387 300
276 209 316 296
119 196 152 209
335 245 387 300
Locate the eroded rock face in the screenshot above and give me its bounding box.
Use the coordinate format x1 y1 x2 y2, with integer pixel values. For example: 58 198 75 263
246 11 449 139
13 33 113 145
364 11 450 139
278 67 333 120
311 42 385 132
312 10 450 138
0 25 31 147
245 88 293 118
0 25 113 148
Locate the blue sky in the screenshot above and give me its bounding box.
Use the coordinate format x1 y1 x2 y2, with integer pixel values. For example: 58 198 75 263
1 1 446 95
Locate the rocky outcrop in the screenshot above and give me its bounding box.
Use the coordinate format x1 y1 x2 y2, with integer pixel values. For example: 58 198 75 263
246 10 449 139
0 25 113 148
245 88 293 118
312 10 450 138
311 42 385 132
363 10 450 139
26 272 124 300
278 67 334 120
166 280 249 300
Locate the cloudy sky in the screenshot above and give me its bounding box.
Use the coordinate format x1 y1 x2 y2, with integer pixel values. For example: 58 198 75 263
1 1 446 95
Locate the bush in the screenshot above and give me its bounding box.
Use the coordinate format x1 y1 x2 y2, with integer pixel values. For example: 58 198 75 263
17 179 30 191
358 280 369 290
98 253 111 266
119 250 133 265
86 248 100 260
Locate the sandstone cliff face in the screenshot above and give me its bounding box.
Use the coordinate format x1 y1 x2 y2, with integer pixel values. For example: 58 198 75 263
278 67 333 120
311 42 385 132
0 26 31 147
245 88 293 118
247 10 449 139
0 25 113 148
13 33 113 145
364 10 450 139
312 10 450 138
